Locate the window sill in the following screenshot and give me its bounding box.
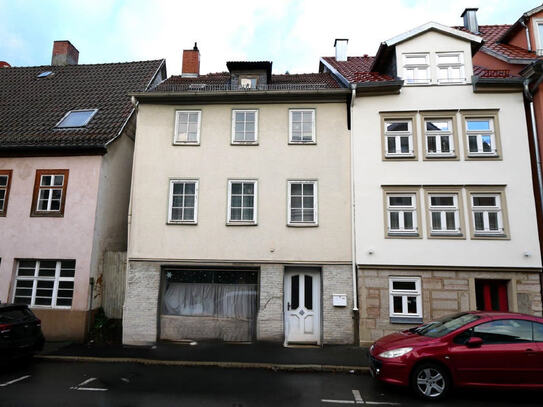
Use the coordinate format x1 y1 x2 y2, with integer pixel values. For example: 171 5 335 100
287 223 318 227
288 141 316 145
167 221 198 225
390 316 423 324
30 212 64 218
429 231 464 239
386 231 420 238
472 232 509 240
466 153 501 160
173 142 200 146
384 154 416 160
231 141 258 146
425 154 457 159
226 221 258 226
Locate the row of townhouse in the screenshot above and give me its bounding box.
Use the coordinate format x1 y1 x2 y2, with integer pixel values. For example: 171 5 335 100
1 6 543 345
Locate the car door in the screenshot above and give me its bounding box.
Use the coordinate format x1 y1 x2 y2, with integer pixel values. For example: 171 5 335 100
532 321 543 385
450 319 536 386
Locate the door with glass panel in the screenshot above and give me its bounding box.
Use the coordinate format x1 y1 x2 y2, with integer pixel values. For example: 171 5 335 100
284 268 321 344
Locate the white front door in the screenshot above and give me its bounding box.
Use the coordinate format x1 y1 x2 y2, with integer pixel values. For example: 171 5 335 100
284 269 321 344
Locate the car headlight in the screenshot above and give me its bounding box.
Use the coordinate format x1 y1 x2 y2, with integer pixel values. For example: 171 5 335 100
378 347 413 359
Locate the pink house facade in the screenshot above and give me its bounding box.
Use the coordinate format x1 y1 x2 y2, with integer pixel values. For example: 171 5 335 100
0 42 165 340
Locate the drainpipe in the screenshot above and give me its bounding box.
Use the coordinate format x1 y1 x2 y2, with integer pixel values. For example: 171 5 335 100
524 79 543 225
87 277 95 341
349 84 360 345
521 20 532 52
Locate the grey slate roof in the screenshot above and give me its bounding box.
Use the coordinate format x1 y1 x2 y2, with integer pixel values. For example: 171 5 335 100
0 59 164 150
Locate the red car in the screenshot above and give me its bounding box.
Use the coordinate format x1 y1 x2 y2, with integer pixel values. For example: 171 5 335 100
369 311 543 400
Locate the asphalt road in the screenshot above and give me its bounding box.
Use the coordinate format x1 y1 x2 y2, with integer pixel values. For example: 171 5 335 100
0 359 541 406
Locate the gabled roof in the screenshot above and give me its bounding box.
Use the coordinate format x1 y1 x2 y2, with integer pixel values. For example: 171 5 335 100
382 21 483 48
0 59 164 151
455 24 541 63
319 56 395 87
498 4 543 43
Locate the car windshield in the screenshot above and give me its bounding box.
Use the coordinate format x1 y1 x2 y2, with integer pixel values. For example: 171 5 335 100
410 313 480 338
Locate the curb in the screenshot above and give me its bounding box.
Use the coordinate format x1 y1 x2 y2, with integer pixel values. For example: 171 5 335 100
35 355 369 374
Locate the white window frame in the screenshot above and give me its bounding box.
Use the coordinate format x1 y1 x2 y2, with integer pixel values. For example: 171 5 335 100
239 76 258 89
12 260 75 309
0 172 10 214
173 110 201 145
55 109 98 128
227 180 258 224
436 52 465 84
424 118 454 157
287 180 318 226
168 179 199 224
231 109 258 144
386 193 418 235
389 277 422 319
471 193 504 235
402 53 430 85
36 173 65 213
289 109 316 144
428 193 460 235
384 120 414 157
532 18 543 56
466 118 497 156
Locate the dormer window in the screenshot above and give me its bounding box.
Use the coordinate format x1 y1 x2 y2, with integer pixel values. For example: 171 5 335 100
239 76 258 89
402 53 429 85
436 52 465 84
56 109 98 128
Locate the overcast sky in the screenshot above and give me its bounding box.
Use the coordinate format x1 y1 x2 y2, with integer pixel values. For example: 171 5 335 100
1 0 541 75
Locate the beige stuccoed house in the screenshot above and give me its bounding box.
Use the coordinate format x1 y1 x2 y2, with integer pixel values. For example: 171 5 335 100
321 22 543 345
123 47 355 345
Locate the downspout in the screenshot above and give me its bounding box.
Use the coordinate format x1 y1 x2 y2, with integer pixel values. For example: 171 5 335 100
524 79 543 225
524 78 543 317
349 84 360 345
521 20 532 52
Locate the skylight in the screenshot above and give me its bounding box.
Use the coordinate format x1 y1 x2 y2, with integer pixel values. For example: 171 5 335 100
37 71 53 78
56 109 98 128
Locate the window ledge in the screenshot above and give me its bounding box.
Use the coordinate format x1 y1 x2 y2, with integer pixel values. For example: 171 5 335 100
384 154 416 159
390 316 423 324
226 222 258 226
231 142 259 146
425 154 457 159
30 212 64 218
388 231 419 237
466 153 500 159
173 142 200 146
167 221 198 225
287 223 318 227
288 141 317 145
473 233 508 240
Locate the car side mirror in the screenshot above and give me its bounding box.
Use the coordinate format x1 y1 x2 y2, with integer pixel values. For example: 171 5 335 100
466 336 483 348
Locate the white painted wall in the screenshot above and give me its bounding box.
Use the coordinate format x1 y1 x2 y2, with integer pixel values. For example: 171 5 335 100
128 102 351 263
353 32 541 269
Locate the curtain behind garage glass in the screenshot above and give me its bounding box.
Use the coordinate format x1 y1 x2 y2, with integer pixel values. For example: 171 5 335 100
163 283 257 320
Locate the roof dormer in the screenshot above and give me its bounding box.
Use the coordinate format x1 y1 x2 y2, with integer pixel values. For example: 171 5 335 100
226 61 272 89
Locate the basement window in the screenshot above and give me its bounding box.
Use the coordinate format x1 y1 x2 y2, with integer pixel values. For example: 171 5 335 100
55 109 98 128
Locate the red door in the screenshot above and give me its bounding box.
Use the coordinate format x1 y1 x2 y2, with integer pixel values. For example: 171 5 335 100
476 280 508 311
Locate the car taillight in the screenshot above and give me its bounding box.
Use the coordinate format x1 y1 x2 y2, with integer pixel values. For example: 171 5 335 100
0 323 13 334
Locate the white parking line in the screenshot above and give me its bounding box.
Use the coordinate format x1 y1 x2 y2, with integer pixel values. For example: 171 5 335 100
70 377 108 392
0 375 31 387
321 400 355 404
352 389 364 404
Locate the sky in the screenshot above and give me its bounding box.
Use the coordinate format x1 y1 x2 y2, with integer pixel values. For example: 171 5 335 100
1 0 542 76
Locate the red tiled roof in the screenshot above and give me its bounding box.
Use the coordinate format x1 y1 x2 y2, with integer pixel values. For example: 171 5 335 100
151 72 342 92
0 60 164 149
320 56 389 83
455 25 540 61
473 65 516 78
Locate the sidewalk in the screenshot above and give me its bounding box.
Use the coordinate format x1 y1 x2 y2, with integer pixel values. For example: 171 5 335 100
38 341 370 373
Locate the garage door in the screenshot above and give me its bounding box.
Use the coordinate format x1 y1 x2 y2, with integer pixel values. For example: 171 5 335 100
160 267 258 342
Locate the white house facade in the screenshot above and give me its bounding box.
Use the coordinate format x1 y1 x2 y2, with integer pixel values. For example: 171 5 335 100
321 23 543 345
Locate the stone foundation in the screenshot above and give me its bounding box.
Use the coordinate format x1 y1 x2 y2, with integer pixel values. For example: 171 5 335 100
358 267 543 346
322 265 354 344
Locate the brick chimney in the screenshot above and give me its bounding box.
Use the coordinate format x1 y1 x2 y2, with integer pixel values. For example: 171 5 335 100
182 42 200 77
51 40 79 66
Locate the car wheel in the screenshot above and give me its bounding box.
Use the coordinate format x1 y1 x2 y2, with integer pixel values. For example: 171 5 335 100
411 363 450 401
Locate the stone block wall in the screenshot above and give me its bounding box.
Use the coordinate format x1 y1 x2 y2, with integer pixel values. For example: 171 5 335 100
122 261 161 345
256 264 284 342
322 265 354 344
358 268 542 346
